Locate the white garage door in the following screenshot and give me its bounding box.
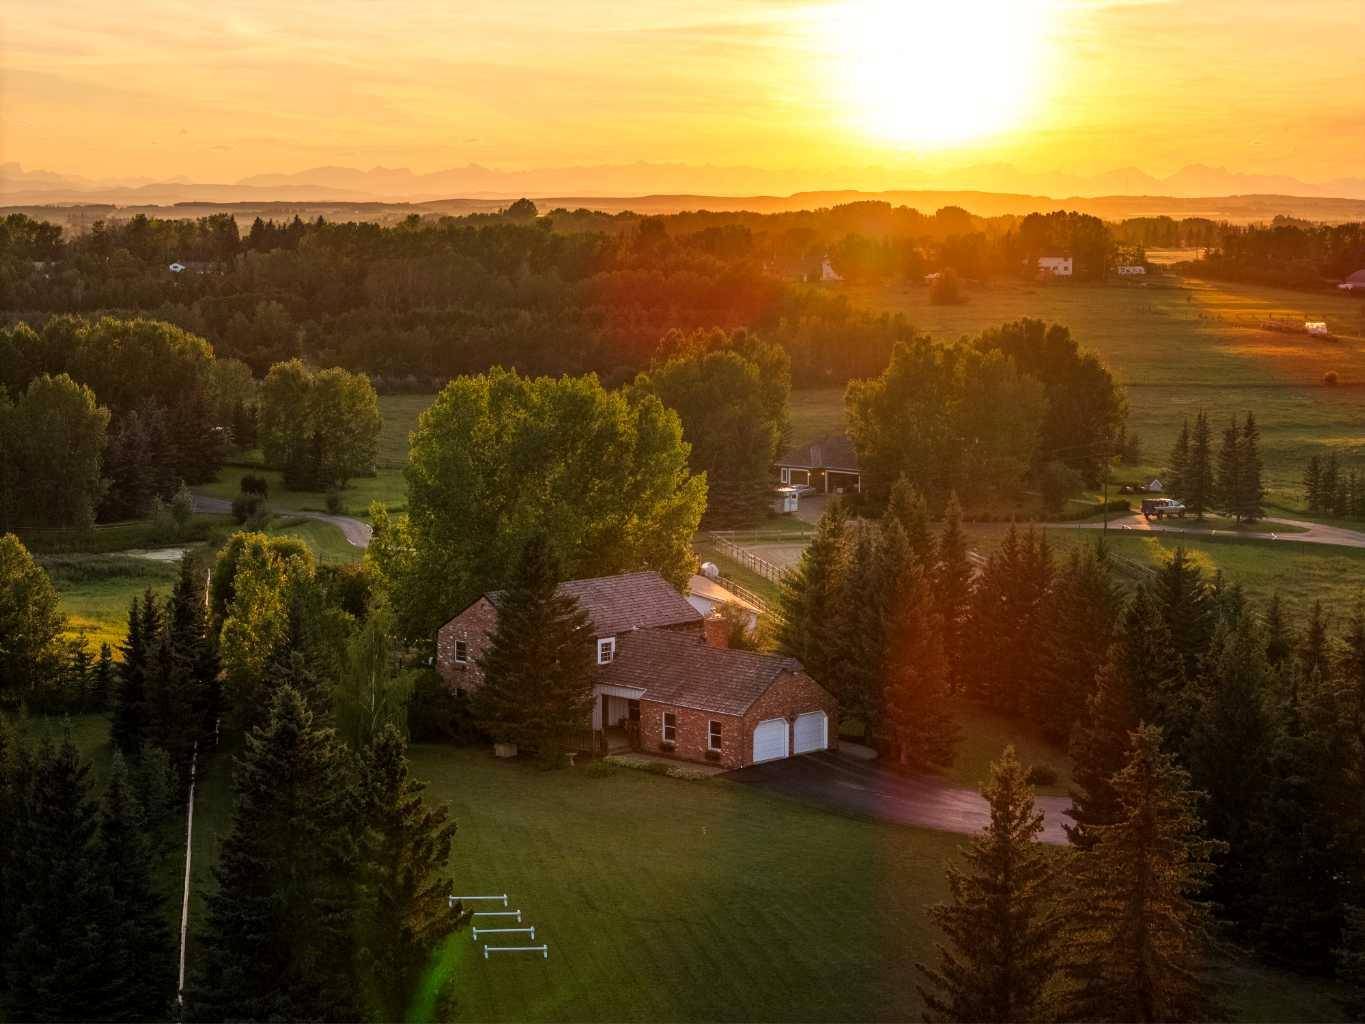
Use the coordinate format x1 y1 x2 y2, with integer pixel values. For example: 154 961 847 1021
793 711 828 754
752 718 790 763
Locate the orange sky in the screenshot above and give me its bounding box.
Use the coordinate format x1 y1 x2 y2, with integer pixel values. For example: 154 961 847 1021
3 0 1363 189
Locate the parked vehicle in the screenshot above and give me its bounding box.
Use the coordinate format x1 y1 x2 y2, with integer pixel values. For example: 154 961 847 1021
1141 497 1186 519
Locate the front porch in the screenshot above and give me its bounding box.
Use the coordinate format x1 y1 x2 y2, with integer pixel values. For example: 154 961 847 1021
593 683 646 755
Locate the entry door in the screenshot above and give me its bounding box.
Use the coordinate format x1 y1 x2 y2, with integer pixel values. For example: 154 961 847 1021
752 718 790 763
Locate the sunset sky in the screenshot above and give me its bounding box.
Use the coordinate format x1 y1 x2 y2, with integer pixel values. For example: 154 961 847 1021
4 0 1363 190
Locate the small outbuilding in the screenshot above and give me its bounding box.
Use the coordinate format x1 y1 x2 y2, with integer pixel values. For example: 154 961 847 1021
1037 255 1074 277
1338 270 1365 292
775 435 861 494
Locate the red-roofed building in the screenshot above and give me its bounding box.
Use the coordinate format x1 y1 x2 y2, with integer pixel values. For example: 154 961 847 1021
435 570 836 768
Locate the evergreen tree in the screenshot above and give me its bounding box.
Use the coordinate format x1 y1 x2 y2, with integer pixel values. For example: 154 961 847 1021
1298 599 1331 684
1117 585 1187 730
885 475 935 570
3 737 109 1021
1214 418 1242 519
1151 548 1214 679
934 492 973 696
96 752 174 1021
90 642 115 710
1303 454 1323 513
776 499 850 686
191 686 361 1021
828 525 886 741
1066 652 1137 847
1264 593 1294 669
1322 451 1341 516
1186 411 1214 518
165 556 220 758
1168 418 1191 499
65 634 94 710
112 595 151 757
357 726 466 1020
883 573 958 770
472 535 594 763
1238 412 1265 522
1062 725 1226 1023
916 747 1062 1022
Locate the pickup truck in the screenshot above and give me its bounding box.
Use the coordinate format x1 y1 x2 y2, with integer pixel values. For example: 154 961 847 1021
1141 497 1186 520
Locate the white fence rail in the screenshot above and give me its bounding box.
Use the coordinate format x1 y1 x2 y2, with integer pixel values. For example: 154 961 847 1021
707 533 789 584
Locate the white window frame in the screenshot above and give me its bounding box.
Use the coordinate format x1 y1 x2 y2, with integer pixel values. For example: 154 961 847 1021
662 711 677 743
597 637 616 665
708 720 722 751
454 639 469 664
779 467 790 484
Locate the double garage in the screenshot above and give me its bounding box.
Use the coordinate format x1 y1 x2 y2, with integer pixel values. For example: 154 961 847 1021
752 711 829 763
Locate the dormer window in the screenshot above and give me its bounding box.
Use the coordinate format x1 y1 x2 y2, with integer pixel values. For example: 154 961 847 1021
597 637 616 665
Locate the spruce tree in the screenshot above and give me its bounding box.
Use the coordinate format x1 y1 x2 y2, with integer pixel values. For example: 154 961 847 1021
1151 547 1214 680
1263 593 1294 668
3 737 110 1021
1186 411 1214 518
112 595 150 757
191 685 361 1022
472 534 594 763
776 498 850 686
1117 585 1187 730
829 525 886 742
1238 412 1265 522
1323 451 1341 516
96 752 174 1022
1168 418 1191 499
357 725 465 1020
91 642 115 710
1214 418 1242 520
934 492 973 696
1298 599 1330 683
916 747 1062 1022
1066 652 1136 847
1303 454 1323 513
883 573 958 770
1062 725 1226 1023
885 474 935 571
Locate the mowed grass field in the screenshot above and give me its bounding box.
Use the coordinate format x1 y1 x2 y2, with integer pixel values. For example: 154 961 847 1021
848 275 1365 506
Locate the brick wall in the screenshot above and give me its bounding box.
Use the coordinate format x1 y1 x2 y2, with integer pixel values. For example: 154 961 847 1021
434 596 499 690
636 670 838 769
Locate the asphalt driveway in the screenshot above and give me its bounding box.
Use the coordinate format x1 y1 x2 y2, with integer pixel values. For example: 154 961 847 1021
728 749 1072 844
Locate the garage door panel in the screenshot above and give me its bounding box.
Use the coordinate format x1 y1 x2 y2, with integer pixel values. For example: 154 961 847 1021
793 711 827 754
752 718 789 763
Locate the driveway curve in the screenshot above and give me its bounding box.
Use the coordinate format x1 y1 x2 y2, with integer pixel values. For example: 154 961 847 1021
1046 512 1365 550
729 749 1072 844
193 495 373 549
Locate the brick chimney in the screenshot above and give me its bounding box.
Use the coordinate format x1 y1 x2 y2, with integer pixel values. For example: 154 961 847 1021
702 613 730 649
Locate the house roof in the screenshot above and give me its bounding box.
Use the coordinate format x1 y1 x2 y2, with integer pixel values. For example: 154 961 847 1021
687 574 764 616
599 628 806 716
1345 269 1365 285
487 570 700 638
776 434 860 473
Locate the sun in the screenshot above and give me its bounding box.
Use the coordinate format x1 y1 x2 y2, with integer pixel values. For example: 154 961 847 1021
818 0 1056 149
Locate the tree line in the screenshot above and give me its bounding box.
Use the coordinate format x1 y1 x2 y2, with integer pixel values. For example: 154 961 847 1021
1166 410 1265 522
1191 217 1365 289
1303 451 1365 519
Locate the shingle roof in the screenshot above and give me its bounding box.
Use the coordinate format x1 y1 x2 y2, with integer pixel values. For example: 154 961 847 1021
488 570 700 638
1346 269 1365 285
598 628 805 716
776 434 860 473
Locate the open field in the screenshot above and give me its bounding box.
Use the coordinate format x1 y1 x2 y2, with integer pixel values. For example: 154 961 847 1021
377 393 435 468
195 461 407 519
849 275 1365 506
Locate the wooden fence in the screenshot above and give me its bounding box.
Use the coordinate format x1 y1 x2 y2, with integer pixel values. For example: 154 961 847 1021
706 532 789 584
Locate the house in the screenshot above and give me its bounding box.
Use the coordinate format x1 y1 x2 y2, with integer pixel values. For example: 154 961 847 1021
686 573 763 634
1143 478 1164 493
1306 321 1331 337
435 570 836 768
168 260 214 274
819 254 842 282
1037 255 1073 277
1117 264 1146 276
1338 270 1365 292
775 435 861 494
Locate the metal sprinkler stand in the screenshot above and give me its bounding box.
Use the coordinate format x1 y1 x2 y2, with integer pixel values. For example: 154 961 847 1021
450 894 509 908
472 909 522 922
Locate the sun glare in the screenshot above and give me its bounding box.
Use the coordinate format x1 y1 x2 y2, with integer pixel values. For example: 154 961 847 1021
821 0 1056 149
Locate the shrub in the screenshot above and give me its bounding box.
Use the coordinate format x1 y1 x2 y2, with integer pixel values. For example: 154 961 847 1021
149 496 178 543
230 493 263 524
170 481 195 532
929 269 966 305
407 669 480 744
1026 763 1059 788
325 487 343 515
240 473 270 498
1324 370 1340 386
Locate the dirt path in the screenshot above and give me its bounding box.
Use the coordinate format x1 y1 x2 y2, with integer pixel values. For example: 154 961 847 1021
1047 512 1365 549
729 749 1072 844
193 495 373 548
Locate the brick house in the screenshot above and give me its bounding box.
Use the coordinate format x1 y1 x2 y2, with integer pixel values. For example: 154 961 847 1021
435 570 836 768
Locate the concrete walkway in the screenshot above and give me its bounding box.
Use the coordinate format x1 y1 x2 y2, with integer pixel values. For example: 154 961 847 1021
728 749 1072 844
193 495 373 548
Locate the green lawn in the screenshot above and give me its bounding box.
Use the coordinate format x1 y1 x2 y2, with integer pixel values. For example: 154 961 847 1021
378 393 437 468
195 461 407 519
268 516 361 565
945 702 1072 797
42 554 183 653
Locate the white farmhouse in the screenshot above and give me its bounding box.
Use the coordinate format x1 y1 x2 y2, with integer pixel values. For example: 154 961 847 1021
820 255 842 282
1037 255 1073 277
1117 264 1146 276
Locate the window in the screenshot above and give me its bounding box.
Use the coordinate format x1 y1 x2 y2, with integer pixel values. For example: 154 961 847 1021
708 720 722 751
780 467 790 484
662 711 677 743
597 637 616 665
454 640 469 664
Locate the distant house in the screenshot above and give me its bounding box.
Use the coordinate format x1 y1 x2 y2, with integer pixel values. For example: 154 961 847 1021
819 254 842 283
686 573 763 634
168 260 214 274
1117 264 1146 276
1038 255 1073 277
1306 321 1331 337
435 570 835 768
924 272 943 285
1143 478 1164 493
1338 270 1365 292
775 435 861 494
